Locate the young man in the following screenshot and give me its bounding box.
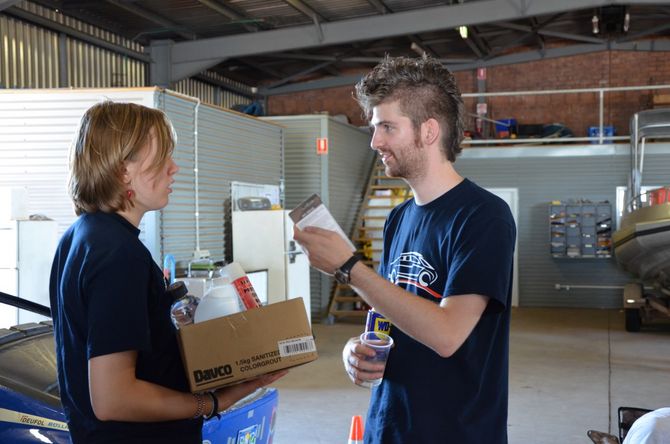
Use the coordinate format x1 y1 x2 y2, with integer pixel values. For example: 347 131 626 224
293 55 516 443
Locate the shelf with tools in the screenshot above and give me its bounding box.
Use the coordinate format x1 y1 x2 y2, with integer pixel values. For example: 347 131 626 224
549 200 612 259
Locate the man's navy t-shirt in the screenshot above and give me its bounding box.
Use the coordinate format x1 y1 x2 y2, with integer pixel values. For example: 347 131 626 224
49 212 201 443
366 178 516 444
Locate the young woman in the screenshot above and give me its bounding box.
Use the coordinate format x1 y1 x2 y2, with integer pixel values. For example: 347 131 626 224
49 101 286 444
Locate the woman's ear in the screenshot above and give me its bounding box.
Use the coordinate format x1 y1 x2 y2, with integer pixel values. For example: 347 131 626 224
121 161 134 185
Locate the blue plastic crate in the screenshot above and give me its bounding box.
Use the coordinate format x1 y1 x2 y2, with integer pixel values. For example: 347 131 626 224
588 126 615 144
203 387 278 444
495 118 517 138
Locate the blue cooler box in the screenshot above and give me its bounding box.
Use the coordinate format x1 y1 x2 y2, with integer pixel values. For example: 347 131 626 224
203 387 279 444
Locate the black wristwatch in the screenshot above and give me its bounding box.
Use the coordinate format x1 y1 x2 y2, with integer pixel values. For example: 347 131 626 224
334 254 362 285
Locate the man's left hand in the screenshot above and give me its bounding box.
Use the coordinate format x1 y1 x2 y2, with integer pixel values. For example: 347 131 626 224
293 226 354 275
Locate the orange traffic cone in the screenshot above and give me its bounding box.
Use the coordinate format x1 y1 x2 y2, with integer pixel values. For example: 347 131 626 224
348 415 364 444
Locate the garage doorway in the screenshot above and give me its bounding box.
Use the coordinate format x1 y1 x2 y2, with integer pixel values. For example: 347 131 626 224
486 188 519 307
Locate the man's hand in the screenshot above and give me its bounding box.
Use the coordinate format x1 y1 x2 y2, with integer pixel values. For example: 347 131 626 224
342 336 386 387
293 226 354 275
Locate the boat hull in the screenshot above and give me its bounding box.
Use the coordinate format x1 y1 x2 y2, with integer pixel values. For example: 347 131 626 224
613 203 670 283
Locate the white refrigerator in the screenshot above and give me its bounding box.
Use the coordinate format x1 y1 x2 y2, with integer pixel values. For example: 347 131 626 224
232 210 311 325
0 220 59 328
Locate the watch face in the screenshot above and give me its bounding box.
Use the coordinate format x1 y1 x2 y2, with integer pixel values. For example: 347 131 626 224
334 269 349 284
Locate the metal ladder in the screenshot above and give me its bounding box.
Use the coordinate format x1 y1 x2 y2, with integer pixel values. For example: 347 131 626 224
326 160 413 322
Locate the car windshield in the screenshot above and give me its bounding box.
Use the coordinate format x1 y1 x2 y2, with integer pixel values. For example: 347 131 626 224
0 322 61 408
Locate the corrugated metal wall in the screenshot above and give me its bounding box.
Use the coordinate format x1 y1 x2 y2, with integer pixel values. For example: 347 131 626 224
0 7 145 89
197 99 283 263
1 2 250 107
264 116 322 209
173 76 252 110
0 14 60 88
0 89 282 269
327 118 375 236
457 145 670 308
18 1 143 53
66 38 145 88
261 115 375 320
262 116 323 319
0 89 156 236
156 92 198 262
156 91 284 264
325 118 376 320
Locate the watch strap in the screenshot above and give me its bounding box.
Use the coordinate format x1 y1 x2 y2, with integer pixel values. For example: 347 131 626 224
335 254 362 284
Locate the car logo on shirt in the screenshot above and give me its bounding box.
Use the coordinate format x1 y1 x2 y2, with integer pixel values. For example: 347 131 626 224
388 252 441 298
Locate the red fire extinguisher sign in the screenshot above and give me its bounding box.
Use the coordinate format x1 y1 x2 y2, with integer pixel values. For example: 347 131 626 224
316 138 328 155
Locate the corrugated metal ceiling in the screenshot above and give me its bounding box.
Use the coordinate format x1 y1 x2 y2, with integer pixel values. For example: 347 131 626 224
3 0 670 90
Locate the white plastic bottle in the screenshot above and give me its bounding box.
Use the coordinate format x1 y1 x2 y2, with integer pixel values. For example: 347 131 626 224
220 262 262 309
193 283 244 323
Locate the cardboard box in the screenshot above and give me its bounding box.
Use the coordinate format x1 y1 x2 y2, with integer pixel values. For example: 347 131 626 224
177 297 317 392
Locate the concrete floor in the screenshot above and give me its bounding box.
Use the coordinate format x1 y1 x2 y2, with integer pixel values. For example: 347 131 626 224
270 308 670 444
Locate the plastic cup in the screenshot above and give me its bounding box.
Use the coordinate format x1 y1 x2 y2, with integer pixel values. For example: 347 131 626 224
359 331 393 388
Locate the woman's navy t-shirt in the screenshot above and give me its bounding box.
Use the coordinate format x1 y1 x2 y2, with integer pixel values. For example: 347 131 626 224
49 211 201 443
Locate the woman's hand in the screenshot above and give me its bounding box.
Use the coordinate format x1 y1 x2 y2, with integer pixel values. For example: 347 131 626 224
90 350 287 422
213 369 289 413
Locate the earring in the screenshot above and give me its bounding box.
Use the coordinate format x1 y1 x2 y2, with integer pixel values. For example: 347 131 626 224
127 189 134 200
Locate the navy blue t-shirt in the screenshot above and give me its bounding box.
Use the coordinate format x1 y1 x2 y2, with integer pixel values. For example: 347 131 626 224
366 178 516 444
49 212 201 443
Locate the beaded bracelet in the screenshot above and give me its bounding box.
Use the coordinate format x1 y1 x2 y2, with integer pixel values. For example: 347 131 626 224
204 391 220 420
192 393 205 419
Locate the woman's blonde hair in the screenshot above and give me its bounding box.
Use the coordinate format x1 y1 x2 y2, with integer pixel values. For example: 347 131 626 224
68 101 176 215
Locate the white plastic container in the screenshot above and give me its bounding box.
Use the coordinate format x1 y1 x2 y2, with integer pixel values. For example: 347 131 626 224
193 283 244 323
220 262 262 309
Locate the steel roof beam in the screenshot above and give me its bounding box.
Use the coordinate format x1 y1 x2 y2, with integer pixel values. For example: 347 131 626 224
106 0 196 40
265 47 362 89
263 52 473 64
529 17 546 53
464 37 484 58
284 0 326 22
460 39 670 69
26 0 131 38
365 0 390 14
0 0 21 11
197 0 260 32
162 0 637 82
366 0 442 59
468 26 492 56
265 59 340 89
4 6 150 62
617 21 670 43
365 0 439 58
408 36 438 58
259 39 670 95
494 21 606 44
236 58 285 78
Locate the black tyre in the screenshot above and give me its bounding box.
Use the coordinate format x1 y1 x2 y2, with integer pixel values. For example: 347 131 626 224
625 308 642 332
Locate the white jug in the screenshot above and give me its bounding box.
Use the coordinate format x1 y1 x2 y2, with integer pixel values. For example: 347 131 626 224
193 283 244 323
